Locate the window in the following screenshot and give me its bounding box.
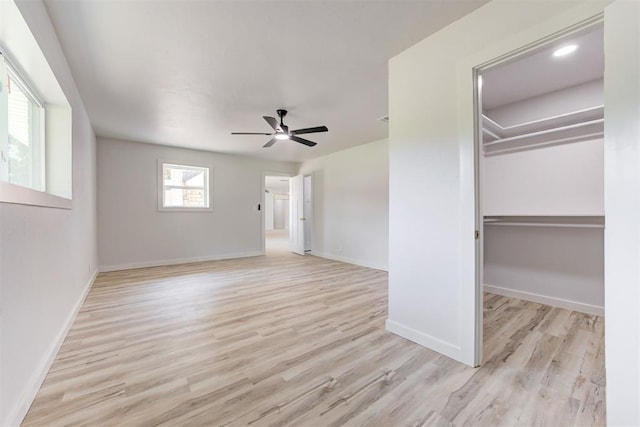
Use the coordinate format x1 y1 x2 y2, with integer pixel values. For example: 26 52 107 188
159 162 211 211
0 0 73 208
1 54 45 192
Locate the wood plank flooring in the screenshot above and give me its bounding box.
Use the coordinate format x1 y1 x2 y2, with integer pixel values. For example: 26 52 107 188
23 240 605 426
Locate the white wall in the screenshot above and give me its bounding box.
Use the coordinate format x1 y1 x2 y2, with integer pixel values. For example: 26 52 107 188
264 191 274 230
484 225 604 314
604 1 640 425
0 1 97 425
388 0 612 367
483 139 604 215
299 138 388 271
273 196 289 230
97 137 297 271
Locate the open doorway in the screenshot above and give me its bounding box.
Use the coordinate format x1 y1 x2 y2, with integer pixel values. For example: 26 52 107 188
264 175 291 253
475 22 605 363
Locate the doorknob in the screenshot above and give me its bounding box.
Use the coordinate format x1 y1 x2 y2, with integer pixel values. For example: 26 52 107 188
300 217 306 221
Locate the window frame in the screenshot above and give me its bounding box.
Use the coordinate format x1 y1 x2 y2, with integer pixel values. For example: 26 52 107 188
157 159 213 212
5 57 46 192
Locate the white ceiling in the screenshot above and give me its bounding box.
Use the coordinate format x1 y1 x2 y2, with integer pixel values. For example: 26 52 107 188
482 24 604 110
42 0 489 162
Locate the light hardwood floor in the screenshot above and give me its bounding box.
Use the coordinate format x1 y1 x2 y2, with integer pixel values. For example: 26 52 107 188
23 236 605 426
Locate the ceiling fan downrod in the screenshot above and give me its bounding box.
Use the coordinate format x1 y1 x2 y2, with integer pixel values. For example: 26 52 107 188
277 109 287 123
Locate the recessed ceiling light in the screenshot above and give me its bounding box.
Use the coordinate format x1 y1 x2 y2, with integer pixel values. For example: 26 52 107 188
553 44 578 57
275 133 289 140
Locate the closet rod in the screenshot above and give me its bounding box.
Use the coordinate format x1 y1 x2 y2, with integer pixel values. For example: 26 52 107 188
484 132 604 156
483 119 603 147
484 222 604 229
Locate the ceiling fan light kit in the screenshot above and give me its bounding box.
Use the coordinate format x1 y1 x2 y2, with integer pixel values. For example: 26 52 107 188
231 109 328 148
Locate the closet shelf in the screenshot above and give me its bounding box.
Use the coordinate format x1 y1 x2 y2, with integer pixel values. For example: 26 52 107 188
482 105 604 156
484 119 603 147
483 119 603 155
485 222 603 229
483 216 604 229
482 105 604 140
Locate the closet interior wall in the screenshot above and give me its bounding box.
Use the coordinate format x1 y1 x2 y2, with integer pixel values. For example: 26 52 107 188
481 26 605 316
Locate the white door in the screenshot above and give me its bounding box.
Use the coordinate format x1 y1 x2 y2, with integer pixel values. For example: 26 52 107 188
289 174 305 255
303 175 313 251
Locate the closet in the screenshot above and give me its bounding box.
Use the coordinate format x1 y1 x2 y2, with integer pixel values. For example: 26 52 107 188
480 24 604 315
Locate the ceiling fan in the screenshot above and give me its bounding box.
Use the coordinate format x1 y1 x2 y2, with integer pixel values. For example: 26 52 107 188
231 109 328 148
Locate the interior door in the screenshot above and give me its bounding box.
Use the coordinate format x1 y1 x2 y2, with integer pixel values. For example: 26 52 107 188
289 174 305 255
303 175 312 251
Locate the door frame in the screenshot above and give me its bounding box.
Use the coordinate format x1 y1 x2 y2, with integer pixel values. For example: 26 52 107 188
467 15 604 366
261 171 294 255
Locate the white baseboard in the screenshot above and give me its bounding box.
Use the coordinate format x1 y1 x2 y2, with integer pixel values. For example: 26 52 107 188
484 284 604 316
98 251 264 272
309 251 388 272
385 319 468 364
7 269 97 427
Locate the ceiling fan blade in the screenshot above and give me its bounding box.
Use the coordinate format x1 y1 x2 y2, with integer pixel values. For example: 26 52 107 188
291 126 328 135
263 116 279 131
231 132 273 135
263 138 278 148
290 135 317 147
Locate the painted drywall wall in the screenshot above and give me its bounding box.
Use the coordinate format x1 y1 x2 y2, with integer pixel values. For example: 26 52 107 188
264 191 274 230
484 225 604 314
97 138 298 271
603 2 640 425
299 138 388 271
388 0 611 366
0 1 98 425
483 139 604 215
273 197 289 230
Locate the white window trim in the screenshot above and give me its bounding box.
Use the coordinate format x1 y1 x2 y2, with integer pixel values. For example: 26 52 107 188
6 55 45 108
157 159 213 212
0 180 71 209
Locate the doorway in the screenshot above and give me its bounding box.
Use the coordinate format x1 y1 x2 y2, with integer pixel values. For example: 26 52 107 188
264 175 291 253
474 22 605 363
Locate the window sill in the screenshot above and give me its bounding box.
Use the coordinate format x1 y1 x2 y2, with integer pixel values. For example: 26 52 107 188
158 206 213 213
0 181 72 209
